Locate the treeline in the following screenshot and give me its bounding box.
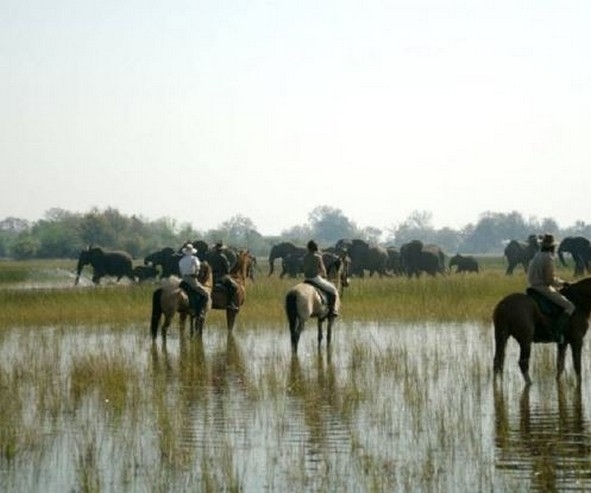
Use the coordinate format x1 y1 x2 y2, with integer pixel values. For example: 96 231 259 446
1 206 591 260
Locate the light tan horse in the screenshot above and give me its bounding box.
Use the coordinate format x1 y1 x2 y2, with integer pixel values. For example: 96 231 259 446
150 262 213 340
284 256 348 354
211 250 252 331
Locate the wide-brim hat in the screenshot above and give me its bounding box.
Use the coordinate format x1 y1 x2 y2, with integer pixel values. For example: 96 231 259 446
182 243 198 255
540 234 557 248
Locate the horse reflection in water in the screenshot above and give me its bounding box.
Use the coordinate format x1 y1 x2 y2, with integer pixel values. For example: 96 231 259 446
494 383 590 491
287 351 349 462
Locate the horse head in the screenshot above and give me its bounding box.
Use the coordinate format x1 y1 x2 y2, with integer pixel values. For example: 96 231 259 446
563 277 591 315
231 250 252 284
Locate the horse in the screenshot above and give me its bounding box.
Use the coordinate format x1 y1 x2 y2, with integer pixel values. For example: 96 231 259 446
492 277 591 385
284 256 348 354
210 250 252 331
150 262 213 340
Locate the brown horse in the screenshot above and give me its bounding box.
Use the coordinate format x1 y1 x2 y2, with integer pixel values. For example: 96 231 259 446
210 250 252 331
284 256 348 354
493 277 591 385
150 262 213 340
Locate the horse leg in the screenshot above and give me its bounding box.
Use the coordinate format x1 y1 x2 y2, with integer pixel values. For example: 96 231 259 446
150 289 163 341
556 342 568 380
493 326 509 378
178 312 187 335
518 341 532 386
161 314 173 340
568 339 583 383
317 319 323 348
226 309 238 331
326 317 334 348
291 320 304 354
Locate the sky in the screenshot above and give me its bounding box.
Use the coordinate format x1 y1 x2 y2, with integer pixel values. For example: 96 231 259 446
2 0 590 236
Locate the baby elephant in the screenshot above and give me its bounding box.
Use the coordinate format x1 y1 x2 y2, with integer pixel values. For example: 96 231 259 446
449 254 479 273
132 265 159 282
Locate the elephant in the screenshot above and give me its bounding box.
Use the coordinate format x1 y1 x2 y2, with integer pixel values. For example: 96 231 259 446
132 265 159 282
557 236 591 277
144 247 181 278
268 242 306 276
386 246 402 276
399 240 446 278
334 239 389 277
449 254 479 273
281 252 305 278
74 246 135 285
503 234 539 275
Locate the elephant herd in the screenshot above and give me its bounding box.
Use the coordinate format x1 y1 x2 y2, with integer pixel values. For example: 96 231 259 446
503 234 591 277
74 242 256 285
268 239 463 279
74 234 591 285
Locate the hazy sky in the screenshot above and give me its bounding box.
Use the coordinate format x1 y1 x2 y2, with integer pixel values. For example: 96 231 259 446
2 1 590 235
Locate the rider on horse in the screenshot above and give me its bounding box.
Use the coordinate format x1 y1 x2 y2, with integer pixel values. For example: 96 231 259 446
302 240 339 317
209 241 240 311
178 243 210 317
527 233 575 341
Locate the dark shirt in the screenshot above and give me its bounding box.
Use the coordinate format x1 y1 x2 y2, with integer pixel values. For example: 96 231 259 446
209 250 230 278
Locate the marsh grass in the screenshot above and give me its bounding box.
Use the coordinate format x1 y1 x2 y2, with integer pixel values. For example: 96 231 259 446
1 256 569 330
0 258 586 492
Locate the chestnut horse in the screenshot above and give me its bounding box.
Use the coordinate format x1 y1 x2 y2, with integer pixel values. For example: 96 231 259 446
211 250 252 331
150 262 213 340
284 255 349 354
493 277 591 385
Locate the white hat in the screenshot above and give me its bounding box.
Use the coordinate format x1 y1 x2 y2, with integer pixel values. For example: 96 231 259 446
182 243 198 255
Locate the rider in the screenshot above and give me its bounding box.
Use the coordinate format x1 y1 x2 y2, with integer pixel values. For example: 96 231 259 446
178 243 210 316
208 241 240 311
527 233 574 340
302 240 339 317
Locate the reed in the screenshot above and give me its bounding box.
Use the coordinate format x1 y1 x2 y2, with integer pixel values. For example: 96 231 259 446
1 256 571 330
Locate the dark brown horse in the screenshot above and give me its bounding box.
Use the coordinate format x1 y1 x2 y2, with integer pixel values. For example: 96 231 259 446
493 277 591 385
211 250 252 331
150 262 213 340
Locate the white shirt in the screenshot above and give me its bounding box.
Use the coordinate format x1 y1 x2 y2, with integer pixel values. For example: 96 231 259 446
179 254 200 277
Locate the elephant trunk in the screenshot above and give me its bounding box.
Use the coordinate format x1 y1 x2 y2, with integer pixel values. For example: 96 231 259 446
558 249 567 266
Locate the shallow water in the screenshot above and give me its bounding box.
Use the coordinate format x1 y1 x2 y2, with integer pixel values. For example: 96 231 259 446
1 319 591 492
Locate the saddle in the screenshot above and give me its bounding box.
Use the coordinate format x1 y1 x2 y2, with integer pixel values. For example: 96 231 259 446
303 279 329 305
526 288 565 342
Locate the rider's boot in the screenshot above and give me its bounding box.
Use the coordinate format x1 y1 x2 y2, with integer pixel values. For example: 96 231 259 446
327 293 339 317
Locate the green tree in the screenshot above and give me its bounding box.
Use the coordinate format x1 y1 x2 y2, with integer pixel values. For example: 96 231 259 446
308 205 358 244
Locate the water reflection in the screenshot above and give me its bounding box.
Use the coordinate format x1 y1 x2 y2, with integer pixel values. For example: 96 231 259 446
494 383 591 491
287 352 352 477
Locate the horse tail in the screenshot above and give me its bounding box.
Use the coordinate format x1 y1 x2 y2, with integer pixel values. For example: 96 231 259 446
285 290 299 335
150 288 163 339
